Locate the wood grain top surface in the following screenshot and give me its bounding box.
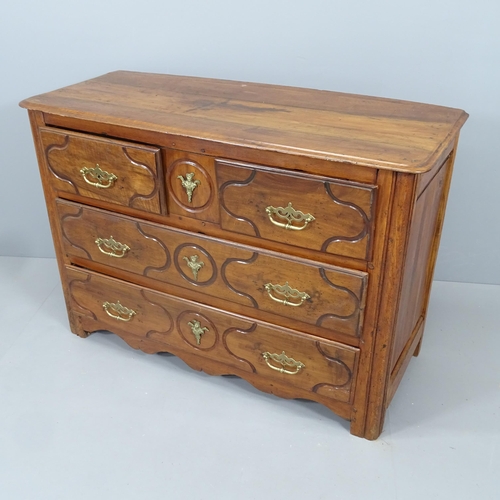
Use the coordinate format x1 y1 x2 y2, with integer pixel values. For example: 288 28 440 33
20 71 468 172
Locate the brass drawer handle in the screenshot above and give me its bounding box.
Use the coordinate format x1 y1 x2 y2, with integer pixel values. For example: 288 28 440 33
183 254 204 280
262 351 305 375
80 164 118 189
102 300 136 321
177 172 200 203
95 236 130 258
264 281 310 307
188 319 209 345
265 202 315 231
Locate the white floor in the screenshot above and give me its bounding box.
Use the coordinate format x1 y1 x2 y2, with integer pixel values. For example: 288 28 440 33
0 256 498 500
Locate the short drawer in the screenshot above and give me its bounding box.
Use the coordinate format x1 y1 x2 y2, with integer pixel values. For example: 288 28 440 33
57 199 367 339
39 128 163 213
217 160 377 261
66 266 359 404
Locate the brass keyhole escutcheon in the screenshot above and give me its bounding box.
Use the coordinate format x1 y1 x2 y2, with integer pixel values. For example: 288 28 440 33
183 254 204 281
177 172 200 203
188 319 209 345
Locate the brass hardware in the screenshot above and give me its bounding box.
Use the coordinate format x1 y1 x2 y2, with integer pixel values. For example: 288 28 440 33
187 319 209 345
102 301 136 322
183 254 204 281
95 236 130 258
80 164 118 189
177 172 200 202
262 351 305 375
264 281 310 307
265 202 315 231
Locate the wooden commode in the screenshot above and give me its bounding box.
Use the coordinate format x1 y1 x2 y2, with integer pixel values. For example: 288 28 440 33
20 72 468 439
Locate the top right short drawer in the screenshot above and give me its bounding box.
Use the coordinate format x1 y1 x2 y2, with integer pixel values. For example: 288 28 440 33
217 160 377 261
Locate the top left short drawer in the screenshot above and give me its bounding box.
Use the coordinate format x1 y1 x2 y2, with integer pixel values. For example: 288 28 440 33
39 128 163 214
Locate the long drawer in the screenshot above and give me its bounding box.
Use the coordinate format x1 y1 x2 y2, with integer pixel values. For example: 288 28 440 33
66 266 360 404
57 199 368 339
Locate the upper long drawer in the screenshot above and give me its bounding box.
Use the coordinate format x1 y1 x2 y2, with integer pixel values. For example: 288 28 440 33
39 128 163 214
217 160 377 261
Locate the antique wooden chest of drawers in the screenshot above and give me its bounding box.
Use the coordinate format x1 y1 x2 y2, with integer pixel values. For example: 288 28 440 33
20 71 467 439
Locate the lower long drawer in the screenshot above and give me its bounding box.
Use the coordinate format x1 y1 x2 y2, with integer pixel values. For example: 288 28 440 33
66 266 360 405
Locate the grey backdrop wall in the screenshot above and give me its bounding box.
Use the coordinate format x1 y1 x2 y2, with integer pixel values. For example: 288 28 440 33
1 0 498 284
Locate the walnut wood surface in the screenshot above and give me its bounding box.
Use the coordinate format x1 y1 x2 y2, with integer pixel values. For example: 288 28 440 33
390 158 449 370
39 128 163 213
43 112 379 185
55 190 370 272
387 316 425 406
21 72 468 440
165 149 220 223
348 169 395 437
218 160 376 260
67 266 359 405
57 199 367 339
20 71 467 173
363 172 417 439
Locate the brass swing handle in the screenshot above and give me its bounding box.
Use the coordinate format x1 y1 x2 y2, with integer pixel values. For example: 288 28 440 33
80 164 118 189
265 202 315 231
264 281 310 307
95 236 130 258
102 301 136 322
262 351 305 375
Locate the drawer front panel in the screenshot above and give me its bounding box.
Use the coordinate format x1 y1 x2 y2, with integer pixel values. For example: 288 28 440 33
57 200 367 338
217 161 376 260
165 150 220 223
40 128 163 213
66 267 359 403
